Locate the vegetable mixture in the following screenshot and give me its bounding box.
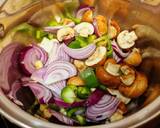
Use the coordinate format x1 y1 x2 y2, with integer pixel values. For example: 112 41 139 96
0 0 150 126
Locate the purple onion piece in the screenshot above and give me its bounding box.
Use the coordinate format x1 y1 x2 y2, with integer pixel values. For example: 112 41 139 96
112 40 130 59
7 80 23 106
19 44 48 76
62 43 96 59
22 81 52 103
85 89 105 106
44 22 75 34
86 94 120 121
31 61 77 85
0 43 23 92
47 80 66 98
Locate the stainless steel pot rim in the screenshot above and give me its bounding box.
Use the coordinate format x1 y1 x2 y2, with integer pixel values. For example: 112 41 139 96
0 89 160 128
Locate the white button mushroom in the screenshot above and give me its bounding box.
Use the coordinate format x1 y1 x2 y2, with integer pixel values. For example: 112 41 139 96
105 62 121 76
85 46 107 66
120 65 136 86
117 30 138 49
57 27 75 42
74 22 94 37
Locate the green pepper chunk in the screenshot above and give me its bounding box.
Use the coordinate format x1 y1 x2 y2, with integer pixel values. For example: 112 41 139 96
80 68 99 88
107 41 113 57
67 107 85 117
77 87 91 99
69 40 81 49
61 86 76 104
87 35 97 43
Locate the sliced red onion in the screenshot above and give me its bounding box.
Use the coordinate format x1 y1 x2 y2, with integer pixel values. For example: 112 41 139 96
56 44 70 62
49 109 77 125
19 44 48 76
93 18 100 37
0 43 23 92
54 98 85 108
44 22 75 34
85 89 105 106
47 80 66 98
86 94 120 121
22 81 52 104
112 40 130 58
62 43 96 59
8 80 23 106
45 40 60 65
31 61 77 85
112 51 122 63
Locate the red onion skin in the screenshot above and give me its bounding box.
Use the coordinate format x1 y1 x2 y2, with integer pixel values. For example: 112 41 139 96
0 43 24 92
54 98 85 108
85 89 105 107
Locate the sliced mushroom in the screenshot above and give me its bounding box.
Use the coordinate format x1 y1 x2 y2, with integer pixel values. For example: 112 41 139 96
117 30 138 49
94 15 108 36
96 66 121 88
74 22 94 37
120 65 136 86
82 10 93 23
108 25 118 39
105 63 121 76
57 27 75 42
85 46 107 66
107 88 131 104
74 60 87 72
67 76 85 86
124 48 142 66
119 72 148 98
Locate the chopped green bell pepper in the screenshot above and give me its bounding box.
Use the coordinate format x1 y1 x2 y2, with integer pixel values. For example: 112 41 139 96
80 68 99 88
67 107 85 117
107 41 113 57
61 86 76 104
77 87 91 99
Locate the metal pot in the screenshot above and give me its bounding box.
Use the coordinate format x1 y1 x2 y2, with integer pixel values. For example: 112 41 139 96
0 0 160 128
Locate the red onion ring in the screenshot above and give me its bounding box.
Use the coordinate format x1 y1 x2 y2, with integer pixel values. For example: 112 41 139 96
47 80 66 98
62 43 96 59
112 40 130 58
86 94 120 121
0 43 23 92
85 89 105 106
19 44 48 76
22 81 52 104
8 80 23 106
31 61 77 85
44 22 75 34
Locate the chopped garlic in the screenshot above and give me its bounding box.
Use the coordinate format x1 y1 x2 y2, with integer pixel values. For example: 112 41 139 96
34 60 43 69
